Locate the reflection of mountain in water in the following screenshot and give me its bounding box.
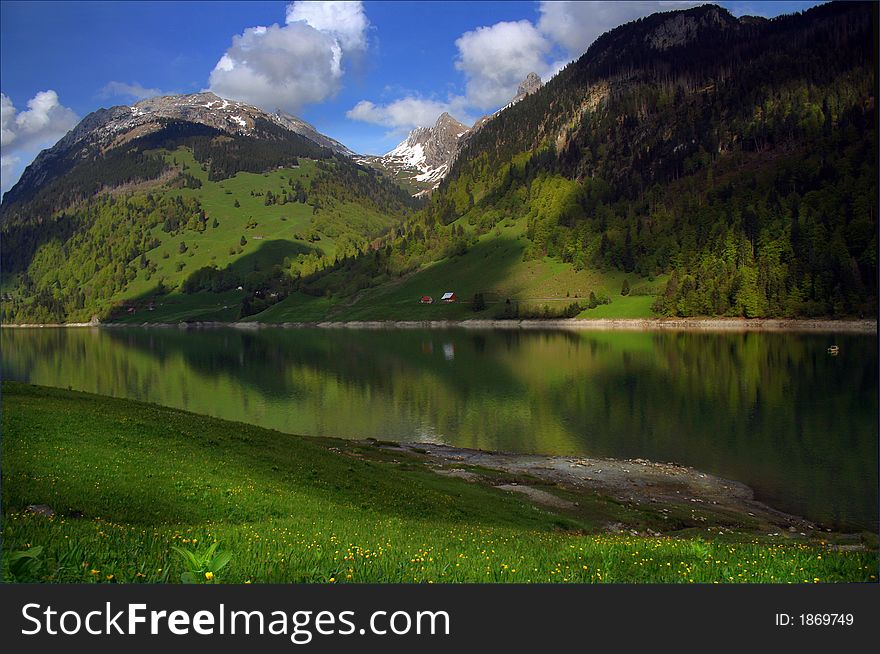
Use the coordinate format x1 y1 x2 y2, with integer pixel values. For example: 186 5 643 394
2 327 876 531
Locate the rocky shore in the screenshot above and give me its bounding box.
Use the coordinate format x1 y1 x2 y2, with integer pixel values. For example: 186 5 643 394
382 441 841 537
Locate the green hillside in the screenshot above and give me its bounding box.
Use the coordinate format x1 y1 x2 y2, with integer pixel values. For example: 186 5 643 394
255 214 660 322
2 146 413 323
423 3 877 320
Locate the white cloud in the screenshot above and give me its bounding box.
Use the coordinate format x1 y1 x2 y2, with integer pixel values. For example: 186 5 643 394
286 0 369 52
454 20 553 110
347 96 470 132
209 23 342 111
538 1 703 58
1 90 79 194
1 151 20 194
99 81 165 101
209 1 369 113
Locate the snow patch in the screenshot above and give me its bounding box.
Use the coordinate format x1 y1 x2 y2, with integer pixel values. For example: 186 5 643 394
415 164 447 183
386 141 426 168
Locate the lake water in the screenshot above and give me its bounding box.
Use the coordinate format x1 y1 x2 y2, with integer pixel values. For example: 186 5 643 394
2 326 876 531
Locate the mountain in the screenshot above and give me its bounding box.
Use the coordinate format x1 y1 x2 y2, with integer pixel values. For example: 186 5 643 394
366 72 544 195
290 1 875 322
416 2 876 319
2 92 357 210
0 93 415 324
362 112 470 195
510 72 544 106
270 109 356 157
460 72 544 157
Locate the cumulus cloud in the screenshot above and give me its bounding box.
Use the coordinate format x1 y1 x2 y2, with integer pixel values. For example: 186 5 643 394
1 90 79 194
0 155 17 194
1 90 78 151
99 81 165 101
538 1 702 58
286 0 369 53
347 95 470 132
209 1 369 113
455 20 553 110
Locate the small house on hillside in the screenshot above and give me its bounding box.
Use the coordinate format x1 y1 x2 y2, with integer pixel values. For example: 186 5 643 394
419 295 433 304
441 292 457 303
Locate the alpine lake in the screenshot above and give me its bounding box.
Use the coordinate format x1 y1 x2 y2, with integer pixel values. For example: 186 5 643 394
2 325 876 532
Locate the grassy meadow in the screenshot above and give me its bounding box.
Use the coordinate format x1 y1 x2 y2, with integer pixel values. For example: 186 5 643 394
2 382 875 584
108 148 397 324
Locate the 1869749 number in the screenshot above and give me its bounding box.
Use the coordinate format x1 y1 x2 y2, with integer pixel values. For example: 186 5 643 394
799 613 854 626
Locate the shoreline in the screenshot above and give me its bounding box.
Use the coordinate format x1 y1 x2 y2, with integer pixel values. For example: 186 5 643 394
2 317 877 333
382 441 868 537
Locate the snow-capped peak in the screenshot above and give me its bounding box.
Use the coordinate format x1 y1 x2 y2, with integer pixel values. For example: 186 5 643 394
376 112 470 190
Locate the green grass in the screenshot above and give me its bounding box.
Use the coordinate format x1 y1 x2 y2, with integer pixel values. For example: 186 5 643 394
119 152 321 301
579 294 657 319
105 148 397 319
259 218 664 323
240 292 337 323
3 382 875 584
112 289 246 324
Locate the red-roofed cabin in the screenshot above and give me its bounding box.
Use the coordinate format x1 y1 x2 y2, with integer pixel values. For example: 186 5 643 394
441 292 457 303
419 295 433 304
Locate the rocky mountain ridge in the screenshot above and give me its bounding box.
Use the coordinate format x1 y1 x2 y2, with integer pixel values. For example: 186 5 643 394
368 72 544 195
2 92 354 207
365 112 470 194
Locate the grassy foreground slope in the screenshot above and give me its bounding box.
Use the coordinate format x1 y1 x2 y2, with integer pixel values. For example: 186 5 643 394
3 383 874 583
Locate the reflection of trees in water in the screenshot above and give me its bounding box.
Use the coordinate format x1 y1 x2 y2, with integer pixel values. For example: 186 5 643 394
543 331 877 530
2 327 876 529
102 328 528 400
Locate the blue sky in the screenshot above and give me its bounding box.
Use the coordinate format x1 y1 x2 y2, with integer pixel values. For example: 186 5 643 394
1 1 823 193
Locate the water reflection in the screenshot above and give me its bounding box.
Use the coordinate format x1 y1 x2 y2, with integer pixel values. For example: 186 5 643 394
2 326 876 530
